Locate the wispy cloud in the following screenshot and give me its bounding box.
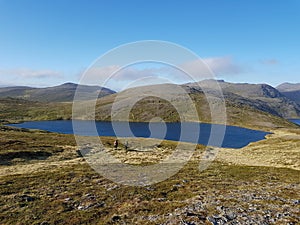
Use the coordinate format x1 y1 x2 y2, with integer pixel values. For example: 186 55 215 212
0 68 62 78
176 56 243 81
78 65 164 91
0 68 64 87
259 59 279 65
77 56 243 90
203 56 243 75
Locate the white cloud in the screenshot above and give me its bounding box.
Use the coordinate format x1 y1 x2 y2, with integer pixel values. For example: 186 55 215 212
0 68 64 87
80 65 160 81
0 68 62 79
204 56 243 74
180 56 242 77
78 65 162 91
77 56 243 90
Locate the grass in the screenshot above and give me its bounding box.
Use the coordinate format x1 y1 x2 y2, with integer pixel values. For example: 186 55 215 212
0 127 299 224
0 98 72 123
217 128 300 170
0 159 299 224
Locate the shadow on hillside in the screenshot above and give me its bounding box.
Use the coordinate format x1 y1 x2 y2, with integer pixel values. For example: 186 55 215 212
0 151 52 165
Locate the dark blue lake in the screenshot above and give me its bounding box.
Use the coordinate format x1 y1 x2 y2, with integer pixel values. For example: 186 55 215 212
7 120 270 149
290 119 300 125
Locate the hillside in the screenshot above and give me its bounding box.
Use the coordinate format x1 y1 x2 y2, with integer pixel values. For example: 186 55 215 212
0 98 72 123
277 82 300 105
85 83 298 131
0 83 115 102
185 80 300 119
0 126 299 224
2 81 299 130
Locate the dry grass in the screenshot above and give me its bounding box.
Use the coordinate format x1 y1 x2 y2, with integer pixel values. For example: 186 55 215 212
0 126 299 224
217 128 300 170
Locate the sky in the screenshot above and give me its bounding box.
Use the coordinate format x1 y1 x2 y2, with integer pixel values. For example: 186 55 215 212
0 0 299 91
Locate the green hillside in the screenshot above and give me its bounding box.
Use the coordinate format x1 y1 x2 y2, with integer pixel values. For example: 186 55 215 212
0 83 115 102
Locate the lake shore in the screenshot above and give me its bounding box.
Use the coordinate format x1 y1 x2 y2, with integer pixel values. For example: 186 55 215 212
6 120 271 149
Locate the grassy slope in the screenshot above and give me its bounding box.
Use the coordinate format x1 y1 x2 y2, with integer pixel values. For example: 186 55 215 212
218 128 300 170
92 92 297 131
0 98 72 123
0 127 299 224
1 90 298 132
0 83 115 102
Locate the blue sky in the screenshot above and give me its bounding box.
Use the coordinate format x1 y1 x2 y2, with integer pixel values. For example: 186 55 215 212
0 0 299 90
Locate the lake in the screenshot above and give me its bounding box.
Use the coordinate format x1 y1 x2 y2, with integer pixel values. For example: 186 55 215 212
7 120 270 148
290 119 300 125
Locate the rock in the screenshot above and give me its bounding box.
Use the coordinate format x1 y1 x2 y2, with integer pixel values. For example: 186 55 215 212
20 195 35 202
225 211 236 220
111 215 121 222
95 201 105 208
40 222 50 225
206 216 217 225
77 205 85 210
293 199 300 204
186 212 198 217
106 185 119 191
181 221 196 225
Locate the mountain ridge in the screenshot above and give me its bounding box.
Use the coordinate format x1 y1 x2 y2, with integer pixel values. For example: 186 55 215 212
184 80 300 118
276 82 300 105
0 82 115 102
83 82 299 130
1 80 300 129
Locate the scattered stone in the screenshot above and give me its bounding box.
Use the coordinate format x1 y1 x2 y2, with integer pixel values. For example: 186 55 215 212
106 185 119 191
206 216 217 225
77 205 84 210
20 195 35 202
111 215 121 222
293 199 300 204
225 211 236 220
64 197 71 202
40 222 50 225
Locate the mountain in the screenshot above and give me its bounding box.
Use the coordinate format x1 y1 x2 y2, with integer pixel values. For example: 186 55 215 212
0 83 115 102
72 82 298 130
184 80 300 119
276 82 300 105
2 80 299 130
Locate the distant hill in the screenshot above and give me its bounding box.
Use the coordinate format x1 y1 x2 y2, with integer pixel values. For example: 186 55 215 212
184 80 300 119
0 97 72 123
277 82 300 105
73 82 298 130
0 83 115 102
2 81 299 130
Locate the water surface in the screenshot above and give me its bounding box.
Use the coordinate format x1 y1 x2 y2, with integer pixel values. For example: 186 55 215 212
8 120 270 149
290 119 300 125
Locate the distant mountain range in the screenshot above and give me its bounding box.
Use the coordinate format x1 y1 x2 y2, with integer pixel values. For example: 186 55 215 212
276 82 300 105
1 80 299 129
0 83 115 102
185 80 300 118
73 80 299 130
